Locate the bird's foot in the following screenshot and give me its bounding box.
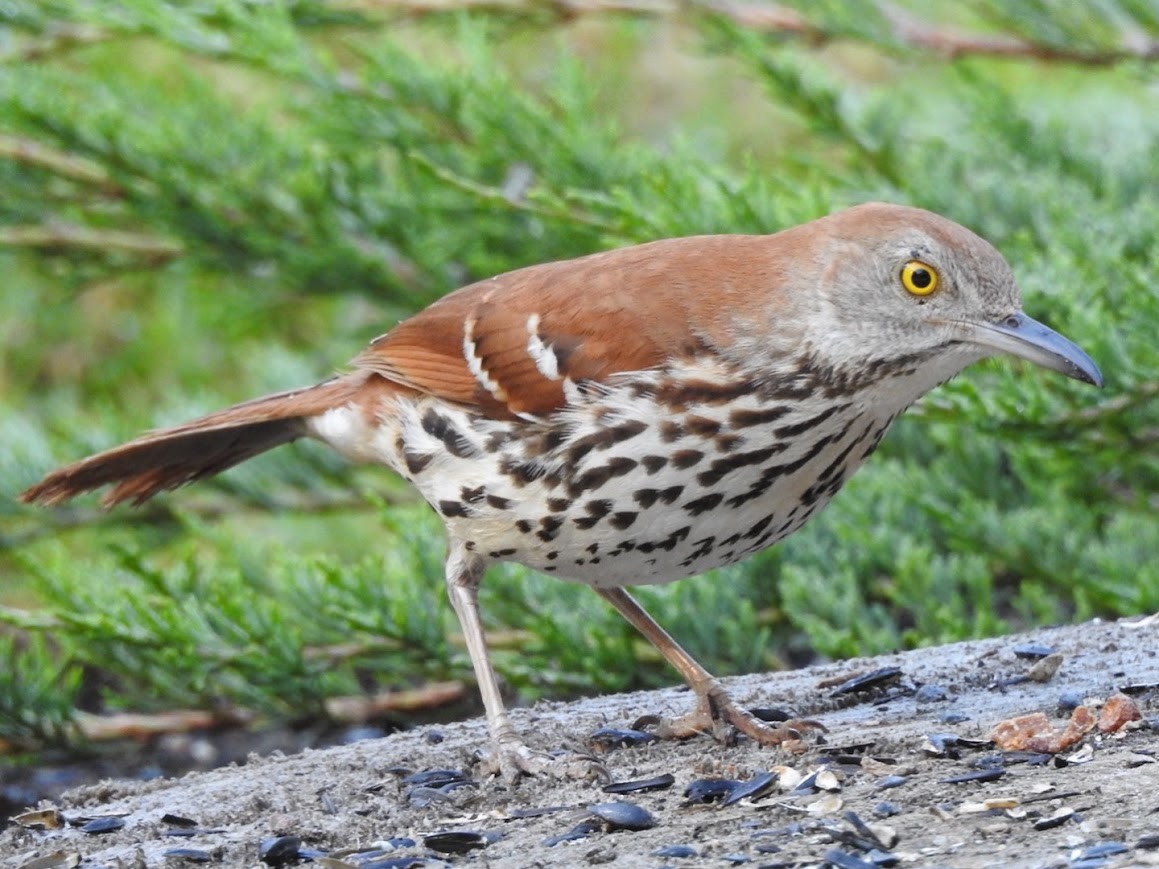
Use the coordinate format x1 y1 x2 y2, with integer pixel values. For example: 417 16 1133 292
635 682 825 748
479 734 609 783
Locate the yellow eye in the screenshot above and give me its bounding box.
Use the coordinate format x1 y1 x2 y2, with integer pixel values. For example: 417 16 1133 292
901 260 939 296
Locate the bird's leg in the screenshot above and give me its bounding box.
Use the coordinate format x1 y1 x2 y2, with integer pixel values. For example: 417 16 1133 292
444 546 604 781
595 586 823 745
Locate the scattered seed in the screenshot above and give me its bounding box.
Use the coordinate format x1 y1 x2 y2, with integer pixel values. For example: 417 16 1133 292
14 852 79 869
806 794 844 816
422 830 495 854
750 707 795 722
1032 807 1075 830
13 809 64 830
401 769 470 788
1120 681 1159 695
876 776 908 790
1073 842 1128 860
683 778 740 805
508 805 572 819
164 826 226 837
653 844 698 858
587 801 657 831
865 847 900 866
589 728 659 751
723 772 779 806
602 773 675 794
162 848 213 863
259 835 302 866
78 816 125 835
941 769 1005 785
824 847 877 868
843 811 889 850
1137 832 1159 849
160 813 198 827
914 684 948 703
819 740 875 755
543 818 602 846
830 667 903 697
814 770 842 793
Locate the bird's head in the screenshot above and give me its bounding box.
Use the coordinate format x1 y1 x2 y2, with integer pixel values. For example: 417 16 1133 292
795 202 1102 398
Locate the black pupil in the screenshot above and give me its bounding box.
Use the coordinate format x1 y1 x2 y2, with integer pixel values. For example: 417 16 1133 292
910 267 932 288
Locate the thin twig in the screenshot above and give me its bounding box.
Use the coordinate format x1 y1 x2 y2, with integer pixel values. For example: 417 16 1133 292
406 151 621 233
335 0 1159 65
0 134 122 195
0 24 111 64
0 223 183 260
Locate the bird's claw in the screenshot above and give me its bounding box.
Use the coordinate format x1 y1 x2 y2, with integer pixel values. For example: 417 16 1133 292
634 685 825 749
478 738 609 783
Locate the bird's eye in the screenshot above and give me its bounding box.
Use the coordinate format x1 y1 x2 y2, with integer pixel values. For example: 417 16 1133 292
900 260 939 296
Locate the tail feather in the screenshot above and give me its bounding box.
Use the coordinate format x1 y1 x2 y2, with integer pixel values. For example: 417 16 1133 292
21 375 371 508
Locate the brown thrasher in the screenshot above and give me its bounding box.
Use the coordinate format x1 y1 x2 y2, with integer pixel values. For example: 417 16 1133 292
22 203 1102 778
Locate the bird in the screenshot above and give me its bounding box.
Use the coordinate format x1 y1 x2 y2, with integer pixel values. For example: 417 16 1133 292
21 202 1103 778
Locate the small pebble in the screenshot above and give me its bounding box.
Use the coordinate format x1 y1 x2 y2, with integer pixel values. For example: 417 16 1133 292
915 684 948 703
1026 653 1063 682
872 801 901 817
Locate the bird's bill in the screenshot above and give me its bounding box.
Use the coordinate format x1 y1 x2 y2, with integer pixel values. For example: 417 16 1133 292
962 312 1104 387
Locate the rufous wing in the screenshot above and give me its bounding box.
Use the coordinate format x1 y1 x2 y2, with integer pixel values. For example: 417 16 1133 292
351 238 753 419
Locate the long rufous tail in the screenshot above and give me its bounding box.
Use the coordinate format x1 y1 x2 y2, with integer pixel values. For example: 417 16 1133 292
21 374 371 508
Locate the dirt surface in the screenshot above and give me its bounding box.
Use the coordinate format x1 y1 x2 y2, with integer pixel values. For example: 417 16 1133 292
4 617 1159 869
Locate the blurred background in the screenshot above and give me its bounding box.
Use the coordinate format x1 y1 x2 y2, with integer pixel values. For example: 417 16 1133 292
1 0 1156 801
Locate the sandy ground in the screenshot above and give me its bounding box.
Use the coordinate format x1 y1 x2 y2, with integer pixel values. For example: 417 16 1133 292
4 617 1159 869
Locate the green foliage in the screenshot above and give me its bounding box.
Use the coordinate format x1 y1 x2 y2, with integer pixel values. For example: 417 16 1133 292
2 1 1157 749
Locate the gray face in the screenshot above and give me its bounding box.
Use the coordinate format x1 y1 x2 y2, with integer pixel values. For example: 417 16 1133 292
806 210 1100 390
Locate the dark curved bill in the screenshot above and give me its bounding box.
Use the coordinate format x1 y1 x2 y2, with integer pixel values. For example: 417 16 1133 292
966 312 1103 387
